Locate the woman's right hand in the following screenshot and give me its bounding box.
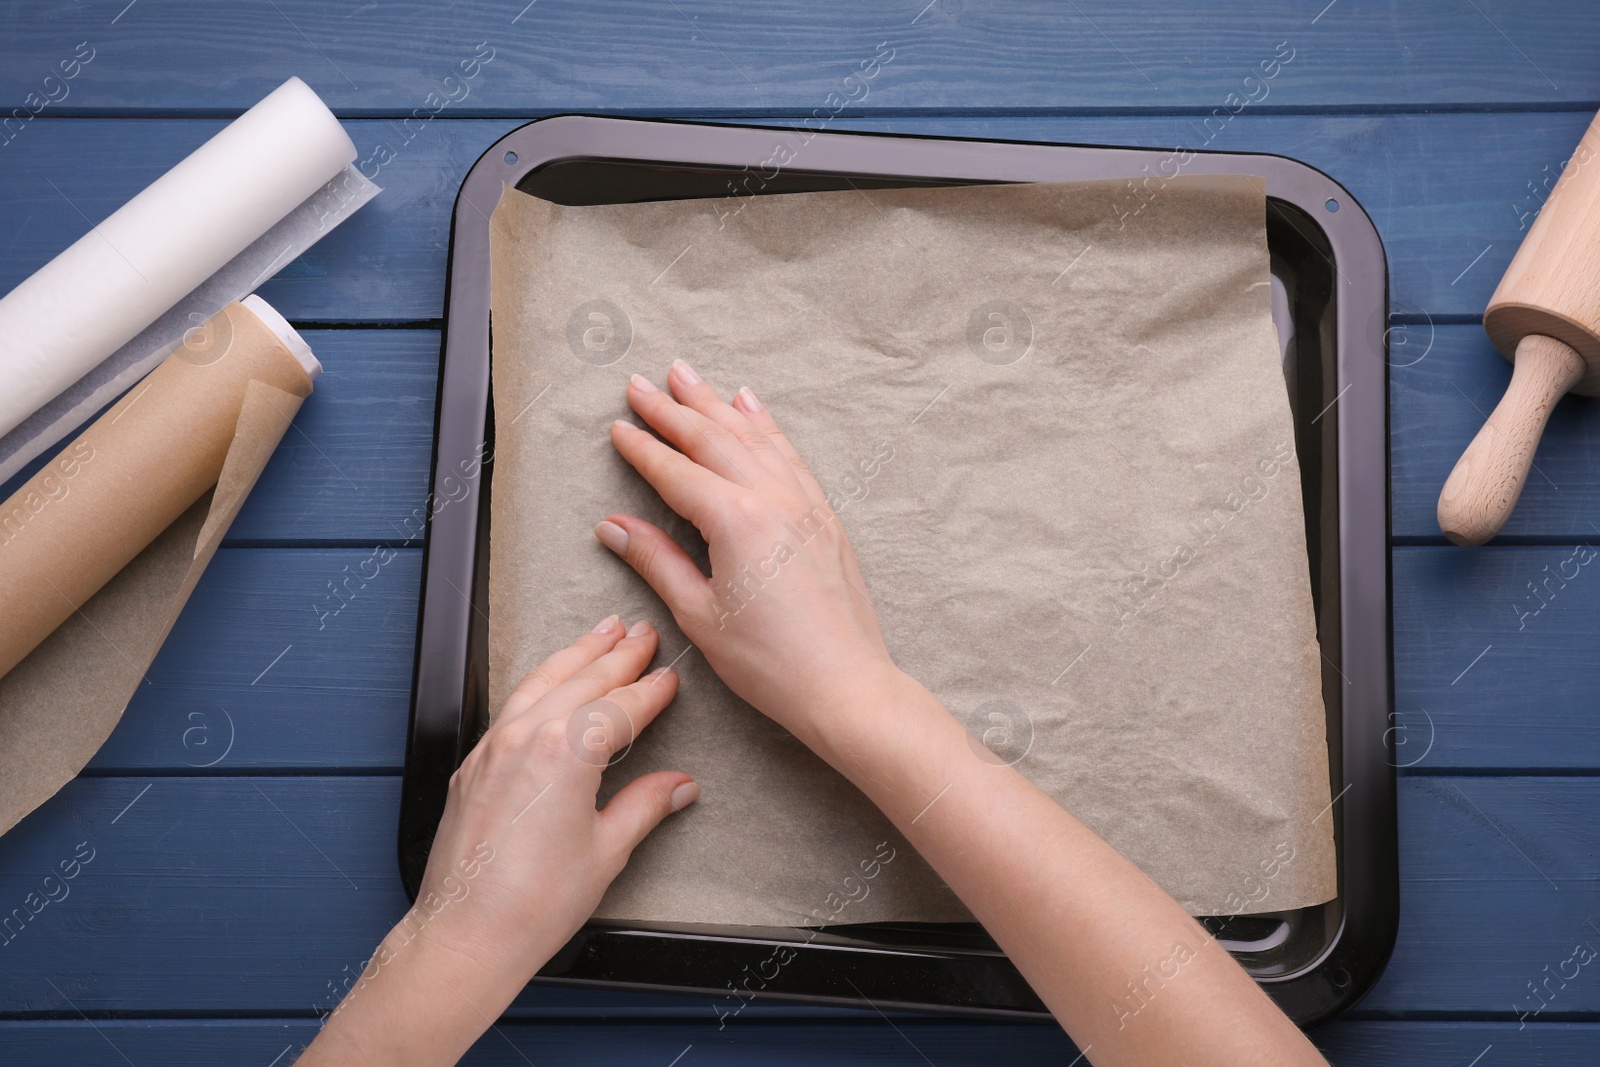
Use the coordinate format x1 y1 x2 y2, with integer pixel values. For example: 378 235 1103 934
598 359 1331 1067
594 358 903 745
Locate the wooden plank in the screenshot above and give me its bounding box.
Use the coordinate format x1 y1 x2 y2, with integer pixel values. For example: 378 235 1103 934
0 329 438 547
0 1019 1075 1067
1393 546 1600 770
1367 776 1600 1017
1 112 1596 324
1312 1022 1600 1066
0 775 1594 1016
75 540 1600 774
228 330 439 545
6 321 1595 549
3 2 1597 113
86 548 418 774
3 1020 1597 1067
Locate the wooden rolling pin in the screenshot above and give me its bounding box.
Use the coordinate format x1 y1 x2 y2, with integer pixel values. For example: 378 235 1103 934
1437 113 1600 546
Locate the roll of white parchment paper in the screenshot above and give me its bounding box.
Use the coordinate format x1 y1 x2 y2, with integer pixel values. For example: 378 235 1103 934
0 76 379 481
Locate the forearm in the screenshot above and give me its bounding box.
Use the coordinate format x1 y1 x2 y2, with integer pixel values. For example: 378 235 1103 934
298 918 529 1067
811 668 1326 1067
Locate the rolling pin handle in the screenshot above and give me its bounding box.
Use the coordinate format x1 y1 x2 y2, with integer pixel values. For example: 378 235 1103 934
1437 334 1585 546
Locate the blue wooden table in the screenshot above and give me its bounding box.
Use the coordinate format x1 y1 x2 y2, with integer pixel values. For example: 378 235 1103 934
3 2 1599 1062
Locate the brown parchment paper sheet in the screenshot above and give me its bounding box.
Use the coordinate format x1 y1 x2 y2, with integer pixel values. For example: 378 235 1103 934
488 175 1336 924
0 302 313 835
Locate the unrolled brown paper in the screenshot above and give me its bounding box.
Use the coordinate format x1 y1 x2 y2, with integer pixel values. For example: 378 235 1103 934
489 175 1337 925
0 301 315 834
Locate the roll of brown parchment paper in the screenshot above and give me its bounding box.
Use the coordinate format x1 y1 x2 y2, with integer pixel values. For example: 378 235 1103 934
0 296 317 836
0 298 315 676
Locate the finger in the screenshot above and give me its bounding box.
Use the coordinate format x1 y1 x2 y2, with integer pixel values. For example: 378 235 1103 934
599 770 700 858
730 385 831 506
540 619 661 714
626 373 767 489
595 515 712 620
610 419 730 534
500 615 627 721
664 360 798 489
566 665 681 767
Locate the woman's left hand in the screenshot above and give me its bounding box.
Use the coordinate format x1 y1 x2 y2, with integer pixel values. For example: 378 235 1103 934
299 615 697 1066
418 614 697 976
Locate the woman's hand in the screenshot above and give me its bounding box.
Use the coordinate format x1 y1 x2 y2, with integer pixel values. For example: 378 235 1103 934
416 614 697 976
299 616 697 1067
595 359 900 745
597 364 1328 1067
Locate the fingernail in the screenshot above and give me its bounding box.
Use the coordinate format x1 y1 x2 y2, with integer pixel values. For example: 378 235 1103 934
670 358 702 386
670 780 701 812
630 373 657 393
627 619 652 637
647 666 674 680
737 386 764 412
611 419 637 434
594 520 629 555
591 614 620 634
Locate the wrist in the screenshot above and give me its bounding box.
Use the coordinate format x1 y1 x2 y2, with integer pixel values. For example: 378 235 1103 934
313 911 528 1065
803 661 960 781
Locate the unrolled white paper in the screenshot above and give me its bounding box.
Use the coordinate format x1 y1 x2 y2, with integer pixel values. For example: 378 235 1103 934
0 76 377 480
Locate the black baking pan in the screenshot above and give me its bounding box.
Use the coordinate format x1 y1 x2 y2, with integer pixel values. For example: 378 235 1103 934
401 116 1397 1026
